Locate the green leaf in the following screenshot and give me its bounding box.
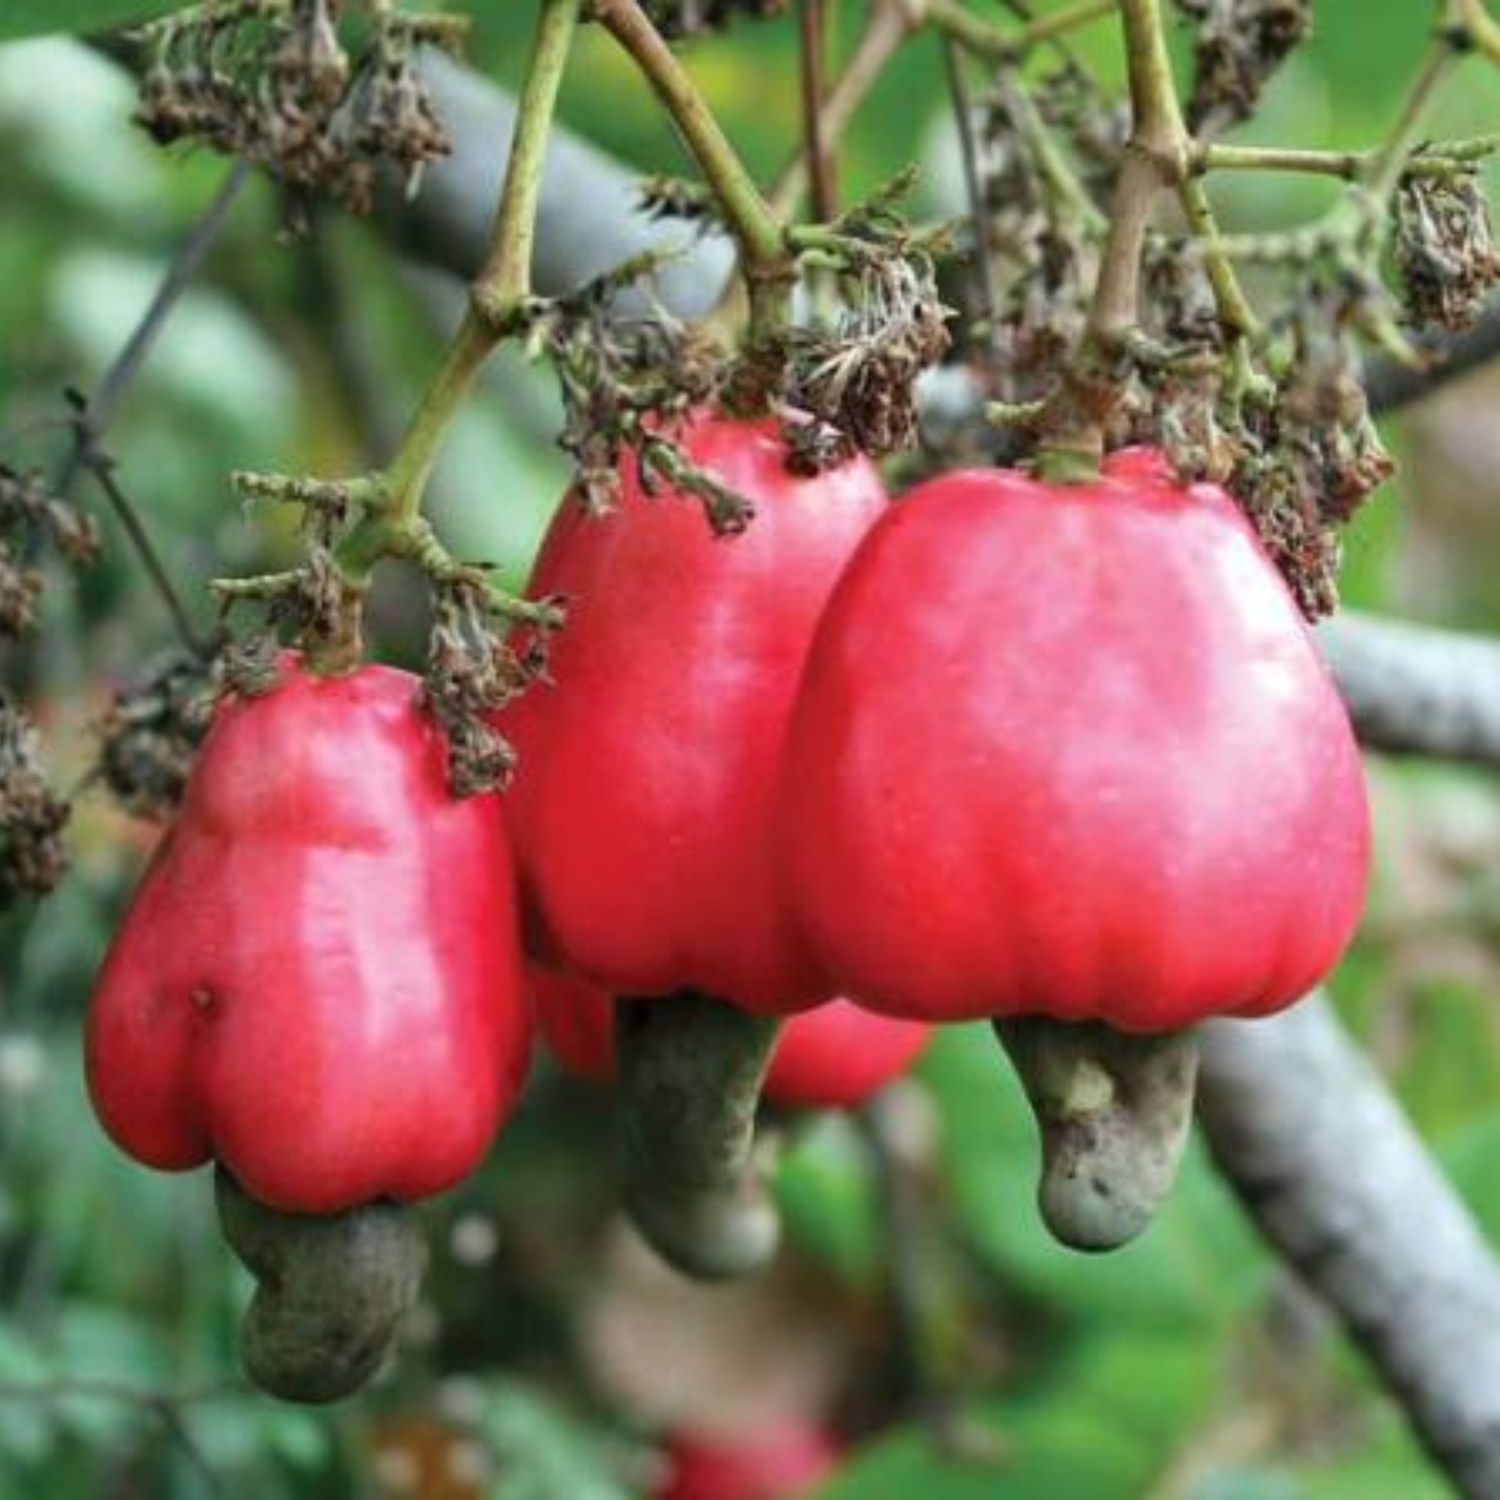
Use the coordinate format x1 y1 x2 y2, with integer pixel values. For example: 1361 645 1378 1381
0 2 190 43
774 1114 881 1286
816 1331 1221 1499
0 1327 58 1463
1440 1107 1500 1237
814 1417 1140 1500
470 1378 634 1500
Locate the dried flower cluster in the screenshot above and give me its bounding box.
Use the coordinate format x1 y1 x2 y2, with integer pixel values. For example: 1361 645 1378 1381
95 650 220 822
1395 169 1500 333
136 0 464 216
628 170 952 475
213 471 559 797
0 467 101 903
0 466 100 641
969 69 1108 452
1133 280 1394 616
421 574 563 798
0 700 70 906
785 252 951 467
939 11 1452 616
521 259 753 532
1176 0 1312 135
639 0 789 39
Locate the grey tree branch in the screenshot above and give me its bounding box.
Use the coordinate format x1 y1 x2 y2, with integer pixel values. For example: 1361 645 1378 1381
1366 301 1500 415
1200 1000 1500 1500
380 54 733 315
1318 611 1500 768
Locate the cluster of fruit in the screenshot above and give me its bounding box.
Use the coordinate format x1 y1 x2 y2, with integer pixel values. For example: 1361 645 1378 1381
83 407 1369 1408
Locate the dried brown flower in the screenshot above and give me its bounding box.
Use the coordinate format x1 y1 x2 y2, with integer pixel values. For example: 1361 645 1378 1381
421 574 564 798
135 0 463 218
0 700 70 906
96 650 218 822
1178 0 1312 135
639 0 789 39
1395 169 1500 333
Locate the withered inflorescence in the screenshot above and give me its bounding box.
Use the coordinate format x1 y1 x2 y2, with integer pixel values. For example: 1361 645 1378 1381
135 0 464 218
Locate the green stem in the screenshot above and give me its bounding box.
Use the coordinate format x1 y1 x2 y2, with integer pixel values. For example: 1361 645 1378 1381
474 0 580 317
924 0 1117 61
379 312 495 525
1034 0 1184 478
1035 0 1265 477
335 0 580 575
1454 0 1500 70
590 0 793 337
1178 178 1260 340
1196 135 1500 179
1088 0 1185 343
1196 17 1473 270
1364 24 1463 205
386 0 579 521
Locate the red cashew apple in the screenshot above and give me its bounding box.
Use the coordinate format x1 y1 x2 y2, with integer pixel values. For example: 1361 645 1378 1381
500 409 889 1016
655 1420 842 1500
86 658 532 1215
531 966 929 1109
779 447 1370 1031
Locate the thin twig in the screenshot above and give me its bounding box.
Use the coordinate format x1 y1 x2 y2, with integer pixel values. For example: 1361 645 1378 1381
43 161 250 653
925 0 1116 62
940 36 999 330
55 160 252 501
80 451 206 655
798 0 838 222
771 0 915 217
1195 134 1500 179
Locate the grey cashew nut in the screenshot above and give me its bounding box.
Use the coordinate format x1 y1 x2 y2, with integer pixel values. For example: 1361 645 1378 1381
995 1017 1200 1252
215 1168 428 1404
616 992 782 1280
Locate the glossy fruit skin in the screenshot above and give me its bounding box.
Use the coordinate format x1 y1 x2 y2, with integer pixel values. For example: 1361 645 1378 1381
655 1421 841 1500
779 447 1370 1032
86 659 531 1215
501 411 889 1015
531 966 928 1109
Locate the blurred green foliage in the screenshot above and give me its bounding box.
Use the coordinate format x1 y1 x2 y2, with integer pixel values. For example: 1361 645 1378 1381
2 4 1500 1497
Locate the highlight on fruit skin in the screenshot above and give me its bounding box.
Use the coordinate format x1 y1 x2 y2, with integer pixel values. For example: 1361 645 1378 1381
530 965 931 1111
